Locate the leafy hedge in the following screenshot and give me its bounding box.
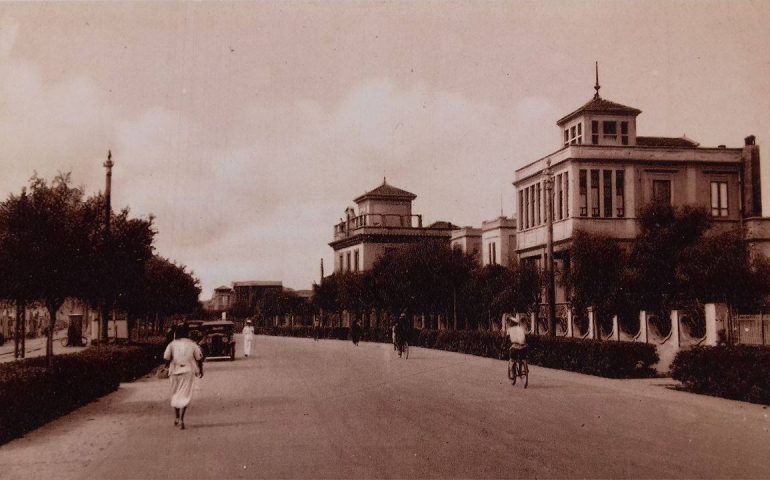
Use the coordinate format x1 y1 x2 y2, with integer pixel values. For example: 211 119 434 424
256 327 658 378
671 346 770 405
0 338 165 445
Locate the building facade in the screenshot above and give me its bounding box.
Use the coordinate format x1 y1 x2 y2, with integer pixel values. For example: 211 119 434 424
329 180 457 273
513 82 766 304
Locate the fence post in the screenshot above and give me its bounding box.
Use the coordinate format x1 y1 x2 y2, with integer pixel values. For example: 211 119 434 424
530 313 536 336
639 310 648 343
587 307 595 339
566 308 573 338
671 310 680 348
611 315 620 341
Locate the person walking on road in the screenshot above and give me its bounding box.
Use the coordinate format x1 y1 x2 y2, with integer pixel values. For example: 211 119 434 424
163 325 204 430
350 319 361 346
242 320 255 357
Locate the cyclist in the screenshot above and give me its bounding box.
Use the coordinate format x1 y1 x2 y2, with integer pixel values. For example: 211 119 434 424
503 313 528 375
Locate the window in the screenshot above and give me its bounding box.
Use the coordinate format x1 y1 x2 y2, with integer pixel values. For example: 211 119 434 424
621 121 629 145
564 172 569 217
556 173 563 220
653 180 672 205
565 123 584 145
616 170 625 217
590 170 600 217
579 170 588 216
339 254 343 272
354 250 360 271
346 252 351 272
524 187 529 229
603 121 617 141
577 123 583 144
711 181 728 217
592 121 599 144
530 185 536 227
564 129 569 146
519 190 524 229
489 242 497 265
603 170 612 218
570 126 576 145
536 183 541 225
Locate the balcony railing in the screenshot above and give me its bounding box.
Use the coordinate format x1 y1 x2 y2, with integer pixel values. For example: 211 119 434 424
334 213 423 238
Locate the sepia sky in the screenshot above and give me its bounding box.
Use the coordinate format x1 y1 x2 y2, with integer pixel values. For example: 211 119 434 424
1 1 770 297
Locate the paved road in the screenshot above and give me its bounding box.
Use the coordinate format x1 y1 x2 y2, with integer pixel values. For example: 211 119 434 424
1 335 769 479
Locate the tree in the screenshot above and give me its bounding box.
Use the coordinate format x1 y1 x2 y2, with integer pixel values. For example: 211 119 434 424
565 230 626 333
624 203 711 321
22 174 91 366
0 189 35 358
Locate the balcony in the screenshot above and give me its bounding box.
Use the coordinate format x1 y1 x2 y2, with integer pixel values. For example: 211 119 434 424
333 213 423 240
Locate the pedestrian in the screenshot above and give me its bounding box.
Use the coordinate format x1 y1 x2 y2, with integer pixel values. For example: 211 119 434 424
242 319 255 357
163 324 204 430
350 319 361 346
312 315 321 341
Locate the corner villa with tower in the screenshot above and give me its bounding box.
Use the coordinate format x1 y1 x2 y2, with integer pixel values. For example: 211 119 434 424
512 70 766 315
329 179 457 273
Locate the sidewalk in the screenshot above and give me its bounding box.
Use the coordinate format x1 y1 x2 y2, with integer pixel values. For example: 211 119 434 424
0 330 87 363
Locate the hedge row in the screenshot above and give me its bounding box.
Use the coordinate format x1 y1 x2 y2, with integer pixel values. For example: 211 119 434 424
671 346 770 405
0 338 166 445
256 326 658 379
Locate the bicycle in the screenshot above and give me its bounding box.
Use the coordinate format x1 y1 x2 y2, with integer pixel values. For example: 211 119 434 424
60 335 88 347
507 348 528 388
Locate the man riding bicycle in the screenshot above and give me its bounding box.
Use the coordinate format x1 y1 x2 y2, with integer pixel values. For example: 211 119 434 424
394 313 410 357
503 313 528 372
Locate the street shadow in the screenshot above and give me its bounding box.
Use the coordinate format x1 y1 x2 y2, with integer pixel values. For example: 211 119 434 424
186 420 265 430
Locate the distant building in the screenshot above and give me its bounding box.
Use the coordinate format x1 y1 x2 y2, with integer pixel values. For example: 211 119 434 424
450 227 482 264
203 285 233 313
329 179 458 273
451 216 518 267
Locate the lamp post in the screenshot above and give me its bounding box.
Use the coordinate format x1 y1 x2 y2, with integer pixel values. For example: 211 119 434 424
543 160 557 337
101 150 114 342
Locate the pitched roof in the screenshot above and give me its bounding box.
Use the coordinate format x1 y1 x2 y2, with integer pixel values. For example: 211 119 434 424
557 96 642 126
214 285 232 291
354 179 416 203
636 136 700 148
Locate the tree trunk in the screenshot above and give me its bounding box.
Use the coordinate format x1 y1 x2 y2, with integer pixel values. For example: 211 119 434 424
100 303 109 342
20 304 27 358
14 301 23 359
46 303 59 367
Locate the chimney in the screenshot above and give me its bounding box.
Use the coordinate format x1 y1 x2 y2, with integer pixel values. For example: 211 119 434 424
742 135 762 217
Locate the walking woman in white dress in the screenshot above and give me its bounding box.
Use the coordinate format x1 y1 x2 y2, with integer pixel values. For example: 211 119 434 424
163 325 204 430
242 320 255 357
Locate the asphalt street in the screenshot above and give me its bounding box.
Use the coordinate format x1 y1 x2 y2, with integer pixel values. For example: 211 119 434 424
1 334 769 479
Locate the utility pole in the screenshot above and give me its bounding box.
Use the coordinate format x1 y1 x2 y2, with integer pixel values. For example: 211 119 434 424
101 150 114 342
544 160 557 337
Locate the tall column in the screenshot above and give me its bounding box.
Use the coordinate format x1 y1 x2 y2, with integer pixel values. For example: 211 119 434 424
544 160 556 337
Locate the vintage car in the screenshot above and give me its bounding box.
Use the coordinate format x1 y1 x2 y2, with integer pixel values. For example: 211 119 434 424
196 320 236 360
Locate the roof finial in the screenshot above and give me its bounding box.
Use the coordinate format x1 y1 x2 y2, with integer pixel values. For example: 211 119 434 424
383 176 387 185
594 61 601 99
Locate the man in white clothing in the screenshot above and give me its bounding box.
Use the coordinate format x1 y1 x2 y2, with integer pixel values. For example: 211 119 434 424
503 314 528 372
242 320 255 357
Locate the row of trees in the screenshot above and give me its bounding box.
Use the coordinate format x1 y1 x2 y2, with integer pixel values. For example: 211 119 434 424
313 241 541 330
0 173 201 365
567 203 770 333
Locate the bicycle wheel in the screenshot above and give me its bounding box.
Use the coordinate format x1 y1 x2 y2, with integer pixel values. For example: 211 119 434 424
521 362 529 389
511 359 518 385
403 341 409 359
507 358 514 381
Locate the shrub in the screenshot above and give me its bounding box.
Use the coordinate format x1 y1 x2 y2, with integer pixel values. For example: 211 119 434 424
0 338 165 445
671 345 770 405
